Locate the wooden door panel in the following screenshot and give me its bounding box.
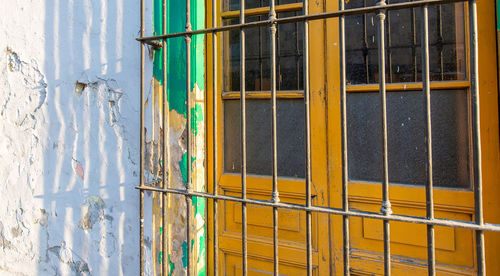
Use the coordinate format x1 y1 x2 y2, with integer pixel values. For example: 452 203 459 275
361 218 456 252
218 188 320 269
222 199 307 244
222 251 317 275
349 200 475 270
349 252 476 276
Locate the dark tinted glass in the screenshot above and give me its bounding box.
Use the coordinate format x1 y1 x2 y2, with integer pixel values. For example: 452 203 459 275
223 12 303 92
224 0 300 11
347 90 470 188
224 99 305 178
345 1 466 84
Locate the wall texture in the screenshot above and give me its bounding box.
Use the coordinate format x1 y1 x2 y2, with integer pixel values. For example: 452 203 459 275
0 1 145 275
148 0 207 275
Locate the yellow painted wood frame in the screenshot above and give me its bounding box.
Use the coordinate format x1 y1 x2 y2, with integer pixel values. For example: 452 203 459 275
325 0 499 275
207 0 330 274
206 0 500 275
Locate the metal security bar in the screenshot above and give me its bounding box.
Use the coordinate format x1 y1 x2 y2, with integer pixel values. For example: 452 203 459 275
137 0 500 275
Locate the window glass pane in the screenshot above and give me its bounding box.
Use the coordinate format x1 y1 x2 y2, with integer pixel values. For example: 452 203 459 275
224 99 305 178
346 90 470 188
224 0 300 11
345 1 466 84
223 12 303 92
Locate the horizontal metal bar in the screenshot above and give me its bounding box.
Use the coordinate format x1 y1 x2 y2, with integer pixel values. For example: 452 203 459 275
135 185 500 232
137 0 468 42
144 39 163 49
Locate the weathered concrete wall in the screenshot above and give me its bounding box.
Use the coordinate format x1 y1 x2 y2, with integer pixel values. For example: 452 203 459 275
0 1 146 275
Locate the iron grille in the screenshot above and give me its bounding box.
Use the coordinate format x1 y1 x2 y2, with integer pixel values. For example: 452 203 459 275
137 0 500 275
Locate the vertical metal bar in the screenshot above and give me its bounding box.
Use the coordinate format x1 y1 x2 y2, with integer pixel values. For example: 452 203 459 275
240 0 248 274
339 0 350 274
269 0 280 275
469 0 485 274
139 0 145 274
421 5 436 276
212 0 219 274
376 2 392 275
303 0 312 275
185 0 192 274
162 0 168 274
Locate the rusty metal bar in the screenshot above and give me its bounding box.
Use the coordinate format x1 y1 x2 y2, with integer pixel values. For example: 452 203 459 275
376 1 392 275
136 185 500 232
185 0 192 274
302 0 312 274
144 39 164 49
240 0 248 274
421 5 436 276
139 0 145 274
269 0 280 275
339 0 350 274
469 0 485 274
162 0 168 274
212 0 219 273
137 0 468 42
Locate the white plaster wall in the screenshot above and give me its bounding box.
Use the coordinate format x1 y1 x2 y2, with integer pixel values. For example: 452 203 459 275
0 1 151 275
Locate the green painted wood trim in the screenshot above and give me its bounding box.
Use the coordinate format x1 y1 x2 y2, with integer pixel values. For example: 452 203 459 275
153 0 206 275
154 0 205 115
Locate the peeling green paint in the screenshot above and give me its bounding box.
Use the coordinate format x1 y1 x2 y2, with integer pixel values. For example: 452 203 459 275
198 233 206 262
179 153 197 186
198 266 206 276
153 0 206 115
153 0 164 85
153 0 206 274
191 103 203 136
182 241 188 268
169 254 175 275
158 251 163 264
192 196 205 217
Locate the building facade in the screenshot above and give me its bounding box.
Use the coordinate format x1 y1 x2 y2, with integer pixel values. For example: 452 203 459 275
1 0 500 275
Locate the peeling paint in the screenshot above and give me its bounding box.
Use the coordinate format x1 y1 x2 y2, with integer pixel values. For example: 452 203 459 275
3 48 47 124
78 196 106 231
72 158 85 180
149 0 207 274
0 2 141 274
34 209 48 227
180 153 196 186
47 242 91 275
0 222 14 250
10 226 22 238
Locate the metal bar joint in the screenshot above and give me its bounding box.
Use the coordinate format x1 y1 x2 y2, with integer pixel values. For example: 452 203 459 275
144 39 163 50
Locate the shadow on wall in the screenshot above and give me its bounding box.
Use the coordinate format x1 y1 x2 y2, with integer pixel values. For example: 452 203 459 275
37 1 142 274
